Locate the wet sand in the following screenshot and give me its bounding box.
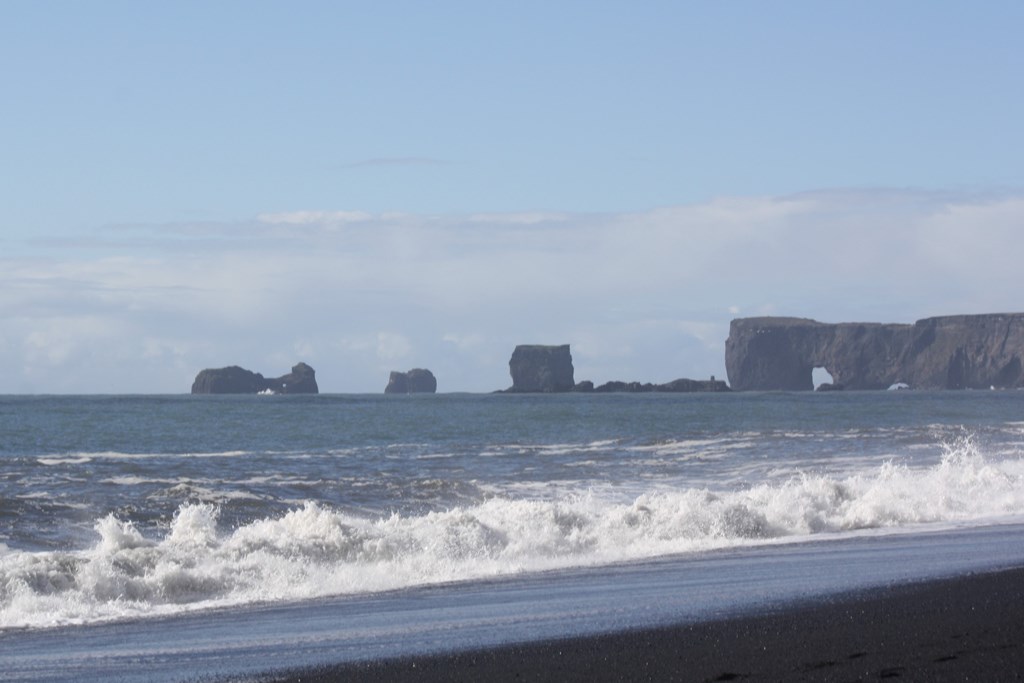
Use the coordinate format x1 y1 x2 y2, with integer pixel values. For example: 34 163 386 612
263 566 1024 682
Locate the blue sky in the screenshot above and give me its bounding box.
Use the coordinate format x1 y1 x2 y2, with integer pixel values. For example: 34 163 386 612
2 2 1023 393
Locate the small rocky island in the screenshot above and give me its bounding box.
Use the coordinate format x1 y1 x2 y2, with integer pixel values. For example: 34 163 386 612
582 377 729 393
191 362 319 394
504 344 729 393
726 313 1024 390
506 345 577 392
385 368 437 394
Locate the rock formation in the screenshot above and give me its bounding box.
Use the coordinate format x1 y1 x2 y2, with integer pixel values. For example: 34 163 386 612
385 368 437 394
590 378 730 393
504 344 727 394
506 345 575 392
191 362 319 394
725 314 1024 391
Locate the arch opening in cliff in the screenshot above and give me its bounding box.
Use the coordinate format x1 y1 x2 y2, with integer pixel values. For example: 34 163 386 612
727 314 1024 391
812 366 837 391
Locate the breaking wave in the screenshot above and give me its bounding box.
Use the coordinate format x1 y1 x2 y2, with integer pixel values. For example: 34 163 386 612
3 437 1023 630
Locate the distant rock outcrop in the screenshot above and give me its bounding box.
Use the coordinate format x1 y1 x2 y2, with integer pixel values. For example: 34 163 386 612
504 344 727 394
725 314 1024 391
591 378 730 393
506 345 575 392
191 362 319 394
385 368 437 394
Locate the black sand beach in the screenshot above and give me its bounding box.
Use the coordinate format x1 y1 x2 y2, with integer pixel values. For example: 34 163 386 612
264 566 1024 682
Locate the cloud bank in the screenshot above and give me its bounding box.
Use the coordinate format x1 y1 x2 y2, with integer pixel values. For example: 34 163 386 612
3 189 1023 393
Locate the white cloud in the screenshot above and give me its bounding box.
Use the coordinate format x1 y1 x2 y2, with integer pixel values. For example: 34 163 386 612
256 210 374 225
467 212 571 225
21 316 129 367
442 333 485 350
4 188 1024 392
141 337 198 361
292 339 316 360
336 336 374 353
916 197 1024 281
376 332 412 361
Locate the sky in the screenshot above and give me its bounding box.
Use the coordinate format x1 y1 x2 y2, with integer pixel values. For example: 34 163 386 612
2 1 1023 393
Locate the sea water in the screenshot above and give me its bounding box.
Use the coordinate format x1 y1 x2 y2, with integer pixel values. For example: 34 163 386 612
2 391 1024 680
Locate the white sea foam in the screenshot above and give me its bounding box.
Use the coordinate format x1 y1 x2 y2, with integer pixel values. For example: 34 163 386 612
102 476 176 486
37 456 93 466
3 437 1023 630
15 491 55 500
478 440 623 459
38 451 254 464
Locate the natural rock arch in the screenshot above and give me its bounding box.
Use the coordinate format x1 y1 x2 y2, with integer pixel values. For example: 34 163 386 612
725 314 1024 391
191 363 319 394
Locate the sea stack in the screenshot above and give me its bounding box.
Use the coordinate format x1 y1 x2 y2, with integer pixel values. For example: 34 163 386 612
191 362 319 394
384 369 437 394
507 344 575 392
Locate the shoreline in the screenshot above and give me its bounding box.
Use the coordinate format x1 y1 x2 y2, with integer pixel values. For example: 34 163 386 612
261 566 1024 682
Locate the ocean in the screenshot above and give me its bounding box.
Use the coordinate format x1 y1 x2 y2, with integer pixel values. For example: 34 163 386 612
3 391 1024 681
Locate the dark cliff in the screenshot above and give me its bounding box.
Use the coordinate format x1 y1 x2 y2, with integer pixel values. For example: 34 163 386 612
385 368 437 394
191 362 319 394
725 314 1024 391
